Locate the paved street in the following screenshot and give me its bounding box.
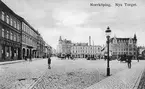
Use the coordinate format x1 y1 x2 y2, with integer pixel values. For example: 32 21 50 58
85 60 145 89
0 57 143 89
30 58 140 89
137 67 145 89
0 58 49 89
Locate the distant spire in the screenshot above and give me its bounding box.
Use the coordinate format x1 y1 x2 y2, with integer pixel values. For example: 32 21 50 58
134 34 137 40
59 36 62 41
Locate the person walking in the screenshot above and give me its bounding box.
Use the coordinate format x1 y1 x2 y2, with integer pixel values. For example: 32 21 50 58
48 56 51 69
29 55 32 62
127 55 132 69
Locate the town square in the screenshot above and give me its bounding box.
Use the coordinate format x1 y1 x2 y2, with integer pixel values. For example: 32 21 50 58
0 0 145 89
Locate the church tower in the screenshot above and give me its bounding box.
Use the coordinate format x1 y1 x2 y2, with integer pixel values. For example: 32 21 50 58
59 36 62 44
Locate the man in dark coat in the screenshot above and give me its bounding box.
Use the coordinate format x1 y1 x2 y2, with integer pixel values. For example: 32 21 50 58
48 56 51 69
127 55 132 68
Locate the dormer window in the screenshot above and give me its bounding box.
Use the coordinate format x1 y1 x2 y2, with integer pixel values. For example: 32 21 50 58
129 38 133 44
113 38 117 44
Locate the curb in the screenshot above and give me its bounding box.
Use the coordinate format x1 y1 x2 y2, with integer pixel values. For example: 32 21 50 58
0 60 26 65
0 58 45 65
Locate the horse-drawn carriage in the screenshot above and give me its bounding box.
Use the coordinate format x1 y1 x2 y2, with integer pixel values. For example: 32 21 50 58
118 54 133 62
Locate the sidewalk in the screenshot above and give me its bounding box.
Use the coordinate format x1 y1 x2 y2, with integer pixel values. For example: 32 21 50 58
85 61 145 89
0 58 44 65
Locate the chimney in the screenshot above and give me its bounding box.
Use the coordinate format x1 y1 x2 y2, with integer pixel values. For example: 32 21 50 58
89 36 91 46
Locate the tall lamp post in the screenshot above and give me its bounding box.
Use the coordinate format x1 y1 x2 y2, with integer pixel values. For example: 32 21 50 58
105 26 112 76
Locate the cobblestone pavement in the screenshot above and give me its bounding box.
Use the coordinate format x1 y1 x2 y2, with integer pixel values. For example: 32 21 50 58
0 58 48 89
30 59 140 89
137 66 145 89
85 60 145 89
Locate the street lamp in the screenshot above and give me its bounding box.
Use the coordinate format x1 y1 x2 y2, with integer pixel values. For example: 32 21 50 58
105 26 112 76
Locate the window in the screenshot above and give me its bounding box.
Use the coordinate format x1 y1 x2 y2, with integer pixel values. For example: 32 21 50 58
10 32 12 40
18 35 20 42
13 34 15 41
2 28 4 37
6 15 9 24
14 34 16 41
6 30 9 39
2 11 4 21
10 18 13 26
22 23 23 30
14 21 16 28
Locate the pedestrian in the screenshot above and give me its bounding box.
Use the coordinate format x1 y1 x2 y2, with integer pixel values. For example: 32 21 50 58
24 55 27 61
48 56 51 69
127 55 132 69
137 58 139 62
29 55 32 62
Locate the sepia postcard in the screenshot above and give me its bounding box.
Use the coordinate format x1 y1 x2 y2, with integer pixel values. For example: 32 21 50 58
0 0 145 89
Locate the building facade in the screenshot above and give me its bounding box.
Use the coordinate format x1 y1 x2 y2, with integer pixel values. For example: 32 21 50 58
36 34 45 58
0 0 48 61
0 1 22 61
44 43 52 58
71 43 102 58
56 36 102 58
109 34 137 59
57 36 72 57
19 18 39 59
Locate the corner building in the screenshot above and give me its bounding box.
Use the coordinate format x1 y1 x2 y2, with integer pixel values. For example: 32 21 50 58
0 1 22 61
109 34 137 59
57 36 72 57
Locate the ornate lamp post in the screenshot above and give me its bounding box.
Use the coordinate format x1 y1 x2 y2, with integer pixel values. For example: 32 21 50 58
105 26 112 76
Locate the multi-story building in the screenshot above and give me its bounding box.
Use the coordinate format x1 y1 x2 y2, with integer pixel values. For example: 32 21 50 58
0 0 47 61
71 43 102 58
57 36 72 57
0 1 22 61
20 18 39 59
44 43 52 58
37 34 45 58
109 34 137 59
57 36 102 58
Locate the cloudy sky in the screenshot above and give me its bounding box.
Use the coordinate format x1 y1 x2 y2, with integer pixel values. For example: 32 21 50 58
2 0 145 48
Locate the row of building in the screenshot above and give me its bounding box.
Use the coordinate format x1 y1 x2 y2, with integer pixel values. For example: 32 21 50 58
57 34 138 59
56 36 102 58
0 0 52 62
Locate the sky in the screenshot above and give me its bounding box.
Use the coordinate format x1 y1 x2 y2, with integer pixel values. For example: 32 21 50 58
2 0 145 49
